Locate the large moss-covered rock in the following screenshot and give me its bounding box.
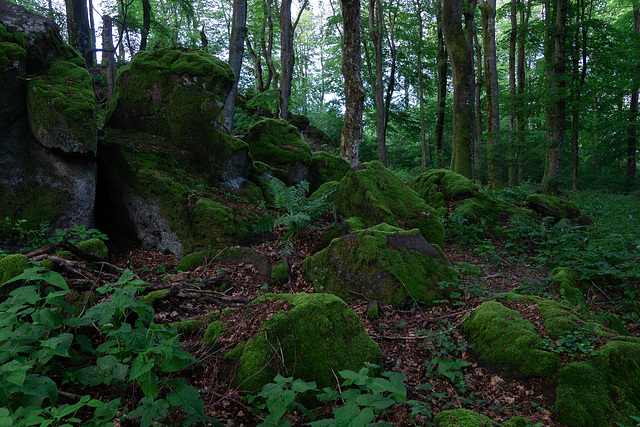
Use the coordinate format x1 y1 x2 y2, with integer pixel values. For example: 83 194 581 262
177 246 271 277
105 48 250 187
243 119 312 185
231 292 382 392
308 151 350 193
411 169 528 230
302 224 455 307
461 301 561 378
0 4 97 244
554 338 640 427
550 267 585 307
526 194 580 221
333 161 444 248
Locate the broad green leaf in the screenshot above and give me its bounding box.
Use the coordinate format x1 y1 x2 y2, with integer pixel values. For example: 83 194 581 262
129 396 169 427
166 379 205 417
130 355 154 380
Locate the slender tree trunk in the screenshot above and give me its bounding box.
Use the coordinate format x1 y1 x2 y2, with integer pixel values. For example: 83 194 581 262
473 28 483 181
480 0 501 189
443 0 476 179
88 0 96 66
265 0 278 91
65 0 92 68
508 0 517 186
570 0 588 190
414 0 427 168
279 0 293 120
222 0 248 133
435 0 447 168
369 0 387 166
516 0 531 183
628 0 640 186
340 0 365 167
102 15 117 105
140 0 151 51
542 0 567 194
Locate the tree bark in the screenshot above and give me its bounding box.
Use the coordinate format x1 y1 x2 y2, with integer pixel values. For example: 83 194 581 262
414 0 427 168
65 0 92 68
542 0 567 194
279 0 294 120
516 0 531 183
442 0 476 179
140 0 151 51
102 15 117 105
435 0 447 168
473 27 483 181
222 0 248 133
339 0 365 167
480 0 501 189
508 0 517 186
628 0 640 186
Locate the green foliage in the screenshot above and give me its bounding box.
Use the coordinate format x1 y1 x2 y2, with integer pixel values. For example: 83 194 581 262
247 375 316 426
2 218 108 251
264 178 335 241
541 324 599 358
0 267 215 426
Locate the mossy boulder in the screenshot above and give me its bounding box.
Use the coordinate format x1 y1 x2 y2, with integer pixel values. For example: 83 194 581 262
243 119 312 185
270 259 289 285
105 48 250 186
550 267 585 307
333 161 444 248
1 6 97 242
461 301 561 377
302 224 456 307
27 58 96 154
554 339 640 427
526 194 580 221
0 253 29 286
177 246 270 276
411 169 529 231
231 292 382 393
433 408 499 426
77 238 108 259
308 151 350 193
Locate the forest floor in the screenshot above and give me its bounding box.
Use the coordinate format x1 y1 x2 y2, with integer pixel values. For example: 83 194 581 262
97 204 640 427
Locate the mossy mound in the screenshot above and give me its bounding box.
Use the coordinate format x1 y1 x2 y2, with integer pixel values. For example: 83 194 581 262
177 246 270 276
433 408 499 426
550 267 585 307
308 151 350 193
26 58 96 154
0 254 29 286
302 224 455 307
526 194 580 221
333 161 444 248
105 49 249 184
411 169 529 230
243 119 312 185
461 301 561 377
77 238 108 259
554 339 640 427
231 292 382 393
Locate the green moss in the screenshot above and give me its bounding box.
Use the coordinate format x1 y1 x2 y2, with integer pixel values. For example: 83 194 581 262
243 119 312 184
141 289 170 307
455 262 484 277
433 408 500 426
308 151 350 193
176 250 214 271
77 238 108 259
366 303 379 320
270 260 289 285
526 194 580 219
0 184 64 242
308 181 340 203
170 318 204 335
303 225 455 307
188 198 248 252
554 340 640 426
0 254 30 286
461 301 561 377
334 161 445 248
27 59 96 151
203 320 227 346
233 293 382 392
550 267 585 307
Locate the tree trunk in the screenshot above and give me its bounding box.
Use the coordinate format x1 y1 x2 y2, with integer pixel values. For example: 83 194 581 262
414 0 427 168
442 0 476 179
480 0 501 189
340 0 365 167
369 0 387 166
473 27 483 182
435 0 447 168
542 0 567 194
508 0 517 186
222 0 248 132
88 0 96 66
140 0 151 51
65 0 92 68
279 0 294 120
102 15 117 105
628 0 640 186
516 0 531 183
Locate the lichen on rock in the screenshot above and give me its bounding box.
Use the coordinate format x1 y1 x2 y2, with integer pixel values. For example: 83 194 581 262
302 224 455 307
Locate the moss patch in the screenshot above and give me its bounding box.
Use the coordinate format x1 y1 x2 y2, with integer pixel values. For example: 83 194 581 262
433 408 500 426
308 151 350 193
302 225 455 307
461 301 561 377
77 238 108 259
203 320 227 347
0 254 29 286
232 292 382 393
333 161 444 248
26 58 96 152
554 339 640 426
270 259 289 285
526 194 580 220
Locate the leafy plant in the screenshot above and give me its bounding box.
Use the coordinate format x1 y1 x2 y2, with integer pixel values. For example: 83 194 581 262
540 324 599 358
247 375 316 426
2 218 108 250
0 267 215 426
